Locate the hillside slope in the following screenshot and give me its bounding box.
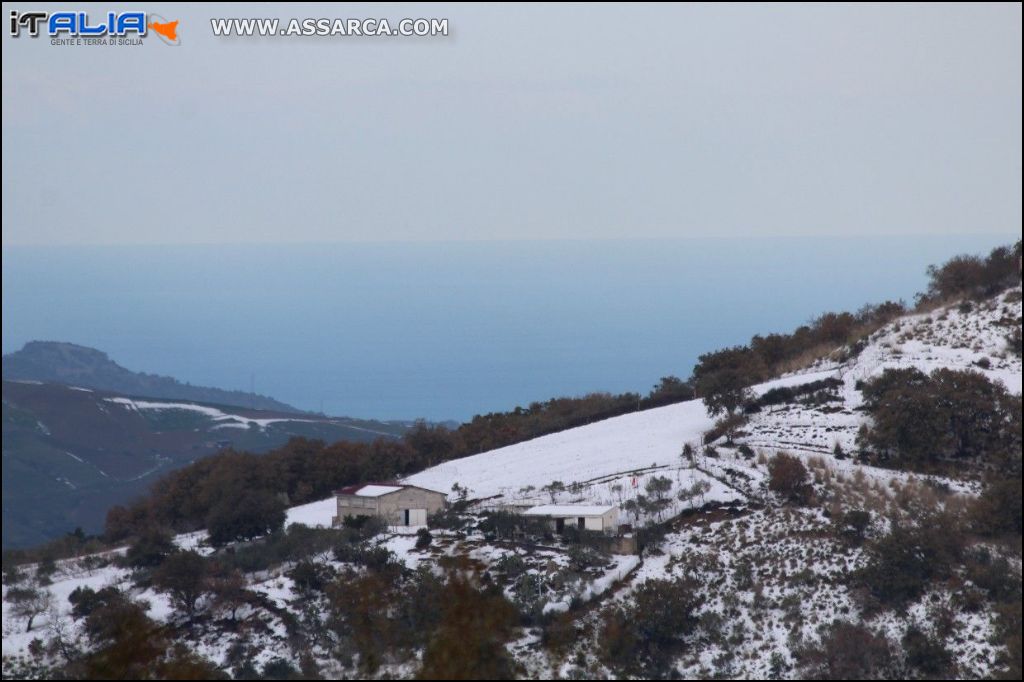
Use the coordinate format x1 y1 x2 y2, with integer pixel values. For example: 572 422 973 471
2 289 1021 679
1 381 407 548
3 341 300 414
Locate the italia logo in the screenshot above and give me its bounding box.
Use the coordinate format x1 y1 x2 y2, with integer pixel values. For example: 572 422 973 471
9 10 180 44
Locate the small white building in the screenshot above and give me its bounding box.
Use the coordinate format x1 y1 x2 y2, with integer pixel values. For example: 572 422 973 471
522 504 619 534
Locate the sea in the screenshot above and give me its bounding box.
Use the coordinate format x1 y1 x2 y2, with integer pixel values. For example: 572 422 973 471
2 234 1015 421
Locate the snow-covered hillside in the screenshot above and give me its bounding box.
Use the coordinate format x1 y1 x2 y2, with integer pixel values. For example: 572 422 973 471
3 287 1021 679
404 371 835 505
741 286 1022 464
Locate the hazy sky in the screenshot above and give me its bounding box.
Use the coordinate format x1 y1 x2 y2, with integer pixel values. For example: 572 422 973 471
2 3 1021 245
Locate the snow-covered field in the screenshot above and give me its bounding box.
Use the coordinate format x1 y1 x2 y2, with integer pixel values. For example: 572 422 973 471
404 370 837 503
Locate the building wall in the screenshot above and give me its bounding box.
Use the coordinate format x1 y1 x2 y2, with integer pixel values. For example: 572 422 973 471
334 487 446 526
334 494 380 523
376 488 446 525
532 508 620 534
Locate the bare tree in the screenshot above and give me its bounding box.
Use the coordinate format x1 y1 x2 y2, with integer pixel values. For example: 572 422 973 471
8 584 54 632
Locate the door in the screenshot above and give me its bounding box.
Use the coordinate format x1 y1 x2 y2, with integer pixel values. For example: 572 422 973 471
409 509 427 526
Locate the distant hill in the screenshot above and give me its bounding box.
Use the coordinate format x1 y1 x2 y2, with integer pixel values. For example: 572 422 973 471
2 341 301 414
1 380 409 549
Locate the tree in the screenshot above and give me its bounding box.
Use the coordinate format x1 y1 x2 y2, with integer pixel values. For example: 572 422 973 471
681 442 695 466
859 367 1020 470
644 376 695 407
404 420 458 467
698 369 755 417
8 584 53 632
152 550 209 618
645 476 673 502
125 527 176 568
206 564 248 621
71 587 223 679
206 488 286 546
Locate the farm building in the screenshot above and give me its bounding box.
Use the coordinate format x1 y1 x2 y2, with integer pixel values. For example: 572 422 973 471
332 482 447 527
522 504 619 534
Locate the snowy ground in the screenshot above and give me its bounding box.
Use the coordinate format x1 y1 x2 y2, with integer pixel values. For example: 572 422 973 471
104 397 318 430
404 370 836 506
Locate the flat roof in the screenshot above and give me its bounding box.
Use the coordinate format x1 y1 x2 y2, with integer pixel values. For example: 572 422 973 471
354 484 404 497
336 482 448 498
523 504 617 517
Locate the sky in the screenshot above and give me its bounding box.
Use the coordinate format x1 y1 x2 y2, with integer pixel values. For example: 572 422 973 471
2 3 1022 246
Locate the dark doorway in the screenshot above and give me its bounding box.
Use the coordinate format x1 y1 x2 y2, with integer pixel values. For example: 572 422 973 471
403 509 410 525
555 518 565 533
577 517 585 529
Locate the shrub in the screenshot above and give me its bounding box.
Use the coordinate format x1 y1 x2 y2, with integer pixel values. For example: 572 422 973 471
971 476 1024 537
834 510 871 546
599 578 700 678
289 560 334 594
1007 328 1023 358
418 575 520 679
796 619 896 679
855 512 965 609
768 453 812 505
415 528 433 550
902 624 955 678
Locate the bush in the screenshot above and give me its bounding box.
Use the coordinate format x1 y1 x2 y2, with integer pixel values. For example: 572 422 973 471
333 544 400 573
797 619 896 679
418 575 520 679
855 512 964 610
971 476 1023 537
289 560 334 595
224 526 348 574
1007 328 1023 358
834 510 871 546
902 624 955 678
768 453 812 505
599 578 699 677
415 528 433 550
